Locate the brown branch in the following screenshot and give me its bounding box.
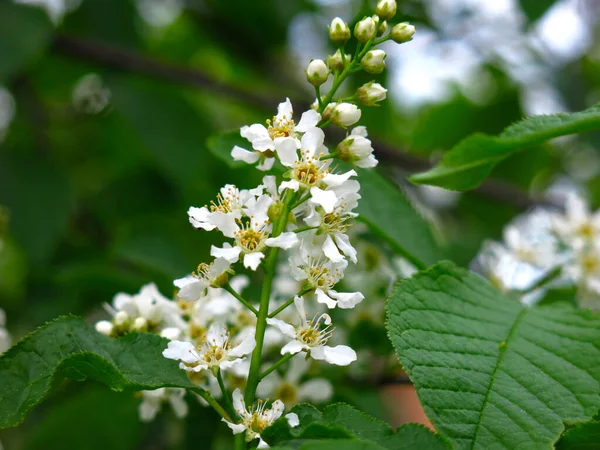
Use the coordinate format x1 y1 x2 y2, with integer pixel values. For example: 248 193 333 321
51 34 556 210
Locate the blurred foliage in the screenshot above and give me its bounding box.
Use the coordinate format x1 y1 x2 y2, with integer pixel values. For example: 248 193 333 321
1 0 599 448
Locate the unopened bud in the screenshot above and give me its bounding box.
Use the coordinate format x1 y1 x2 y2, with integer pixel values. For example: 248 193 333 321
337 127 377 168
332 103 361 128
328 49 351 72
268 200 285 222
361 49 386 74
391 22 416 43
354 17 377 43
132 317 148 332
321 102 337 122
115 311 129 327
95 320 114 336
328 17 351 46
376 0 397 20
377 21 388 37
212 270 230 288
357 81 387 106
306 59 330 86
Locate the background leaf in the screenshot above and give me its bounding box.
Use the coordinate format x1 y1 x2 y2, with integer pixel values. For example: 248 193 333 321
387 261 600 449
409 104 600 191
555 419 600 450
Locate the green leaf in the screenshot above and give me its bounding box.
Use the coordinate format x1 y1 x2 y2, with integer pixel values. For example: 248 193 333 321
0 316 210 429
409 104 600 191
263 403 449 449
356 168 441 268
556 420 600 450
387 261 600 449
24 385 141 450
0 2 53 82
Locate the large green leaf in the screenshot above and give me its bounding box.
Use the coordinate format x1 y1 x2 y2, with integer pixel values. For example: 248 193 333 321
556 420 600 449
0 2 53 82
387 261 600 449
263 403 449 449
409 104 600 191
356 169 441 269
0 316 212 429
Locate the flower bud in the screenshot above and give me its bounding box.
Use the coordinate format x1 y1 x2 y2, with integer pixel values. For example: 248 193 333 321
391 22 416 43
132 317 148 332
377 20 388 37
337 127 378 168
328 17 351 46
357 81 387 106
268 200 285 223
328 49 351 72
306 59 330 86
332 103 361 128
115 311 129 327
321 102 337 122
95 320 114 336
376 0 397 20
212 270 230 288
354 17 377 43
361 49 386 74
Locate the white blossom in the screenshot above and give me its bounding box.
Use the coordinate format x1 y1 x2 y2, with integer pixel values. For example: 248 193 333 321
332 103 361 128
306 59 330 86
354 17 377 43
163 322 255 373
328 17 351 45
553 192 600 247
139 388 188 422
233 99 321 171
361 49 386 74
357 82 387 107
267 296 356 366
337 126 377 168
223 389 297 448
174 258 231 302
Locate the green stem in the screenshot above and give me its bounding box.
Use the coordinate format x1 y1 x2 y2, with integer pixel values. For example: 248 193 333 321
259 353 294 380
244 191 293 404
290 193 311 210
234 434 245 450
194 388 232 422
268 288 312 319
293 225 318 234
224 283 258 315
320 152 338 160
216 369 238 420
315 85 323 109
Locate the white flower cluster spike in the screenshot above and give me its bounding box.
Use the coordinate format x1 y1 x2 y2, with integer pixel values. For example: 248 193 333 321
473 191 600 309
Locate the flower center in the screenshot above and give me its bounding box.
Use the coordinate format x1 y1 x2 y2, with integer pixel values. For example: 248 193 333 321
202 343 230 365
298 314 333 348
235 220 269 253
294 161 322 186
274 382 298 406
582 255 599 274
306 261 340 291
578 223 595 239
208 187 240 214
322 206 351 234
267 115 295 139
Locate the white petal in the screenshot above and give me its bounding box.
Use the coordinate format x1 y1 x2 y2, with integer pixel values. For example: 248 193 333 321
355 154 378 168
177 279 207 302
257 156 276 171
309 187 337 214
139 400 160 422
351 126 368 137
188 206 216 230
241 123 269 143
229 333 256 357
266 318 297 338
277 98 294 119
275 137 299 168
323 170 357 187
266 232 299 249
208 211 239 239
223 419 246 435
334 233 357 263
231 145 260 163
298 378 333 403
163 340 197 364
270 400 285 421
328 290 364 309
257 438 270 449
315 288 338 309
323 235 345 263
296 109 321 132
206 322 228 346
160 327 182 340
232 388 246 413
279 179 300 192
285 412 300 427
211 245 242 263
293 295 307 320
281 340 305 355
323 345 357 366
244 252 265 271
301 128 325 155
168 392 189 418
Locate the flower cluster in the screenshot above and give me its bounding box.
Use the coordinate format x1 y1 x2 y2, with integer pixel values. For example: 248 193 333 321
473 191 600 309
94 1 415 447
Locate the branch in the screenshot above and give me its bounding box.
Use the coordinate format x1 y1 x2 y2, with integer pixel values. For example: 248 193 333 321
51 34 558 210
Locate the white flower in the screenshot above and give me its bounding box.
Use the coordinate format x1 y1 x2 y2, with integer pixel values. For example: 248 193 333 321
390 22 415 43
361 49 386 74
223 389 296 448
376 0 397 20
163 322 255 373
564 241 600 299
257 355 333 406
328 17 351 45
332 103 361 128
188 184 263 237
210 193 299 270
302 180 361 263
99 283 185 336
0 309 10 354
233 99 321 171
174 258 231 302
306 59 330 86
553 192 600 247
289 249 364 309
337 126 377 168
267 296 357 366
139 388 188 422
357 82 387 107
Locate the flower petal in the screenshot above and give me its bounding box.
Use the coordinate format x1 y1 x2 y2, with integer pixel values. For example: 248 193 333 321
275 137 299 168
285 412 300 427
309 187 337 214
231 145 260 164
266 232 299 249
322 345 357 366
163 340 197 364
266 318 296 338
315 288 338 309
329 290 364 309
323 235 345 263
211 245 242 263
281 339 305 355
296 109 321 132
229 333 256 357
244 252 265 271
